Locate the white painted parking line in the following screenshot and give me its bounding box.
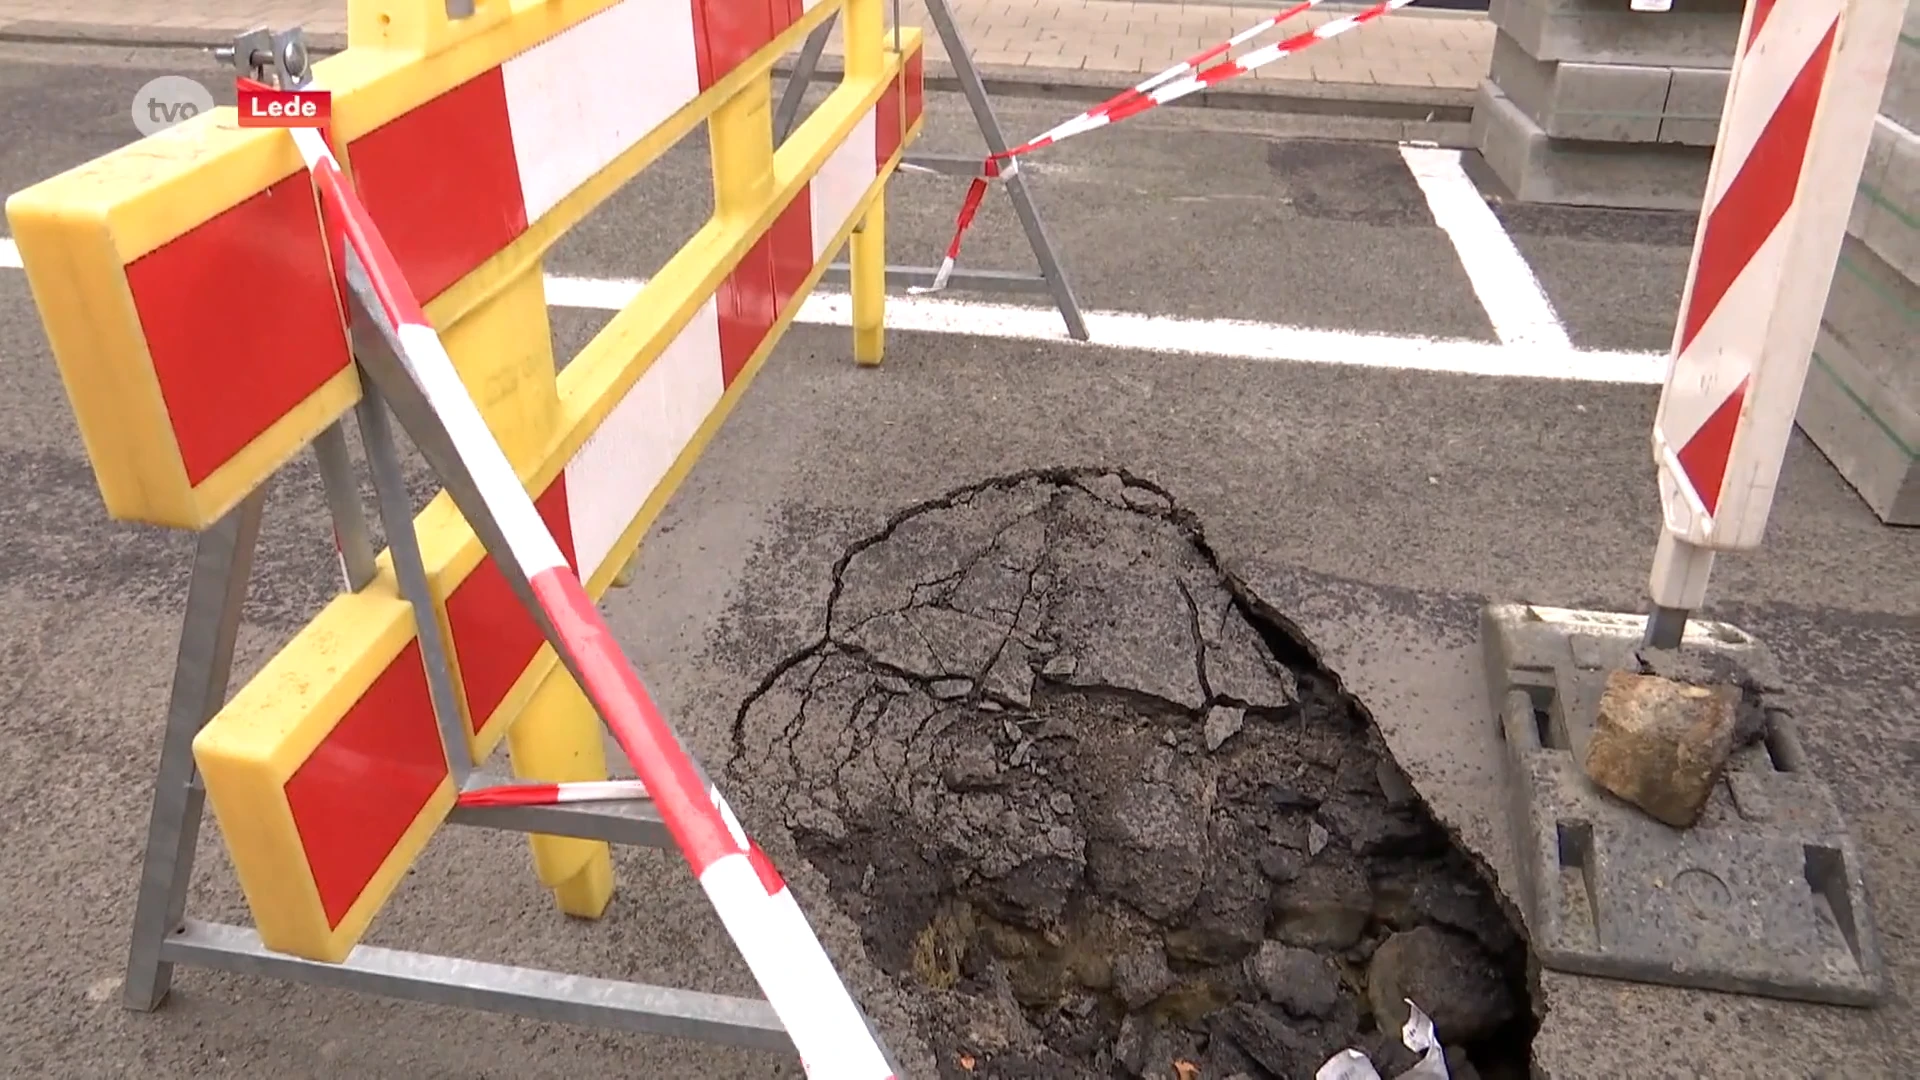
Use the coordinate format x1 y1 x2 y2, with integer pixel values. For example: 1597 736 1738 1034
550 274 1661 384
1 237 1663 384
1400 144 1574 353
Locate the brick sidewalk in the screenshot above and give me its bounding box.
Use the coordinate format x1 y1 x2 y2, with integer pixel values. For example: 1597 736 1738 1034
0 0 1494 101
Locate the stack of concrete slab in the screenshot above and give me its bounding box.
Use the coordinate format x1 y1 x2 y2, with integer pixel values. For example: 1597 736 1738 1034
1470 0 1744 210
1797 12 1919 526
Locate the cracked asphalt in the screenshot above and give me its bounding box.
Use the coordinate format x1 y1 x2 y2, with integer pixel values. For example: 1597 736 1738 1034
725 469 1527 1078
2 40 1918 1080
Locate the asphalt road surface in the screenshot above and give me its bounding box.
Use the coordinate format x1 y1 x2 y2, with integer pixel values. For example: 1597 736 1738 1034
2 41 1917 1080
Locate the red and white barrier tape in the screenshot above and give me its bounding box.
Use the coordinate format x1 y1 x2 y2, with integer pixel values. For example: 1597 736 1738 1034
457 780 652 807
276 102 893 1080
1006 0 1335 155
914 0 1415 293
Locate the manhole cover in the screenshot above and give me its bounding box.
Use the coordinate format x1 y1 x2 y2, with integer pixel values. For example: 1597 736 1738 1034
730 470 1534 1079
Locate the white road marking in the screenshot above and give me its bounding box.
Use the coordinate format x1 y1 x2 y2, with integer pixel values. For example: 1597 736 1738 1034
1 236 1662 384
546 273 1662 384
1400 144 1574 353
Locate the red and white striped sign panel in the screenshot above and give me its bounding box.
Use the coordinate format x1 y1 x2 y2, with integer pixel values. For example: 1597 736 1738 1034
1651 0 1904 549
347 0 830 308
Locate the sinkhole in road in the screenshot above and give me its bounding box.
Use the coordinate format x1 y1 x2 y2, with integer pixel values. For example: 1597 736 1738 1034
728 469 1535 1079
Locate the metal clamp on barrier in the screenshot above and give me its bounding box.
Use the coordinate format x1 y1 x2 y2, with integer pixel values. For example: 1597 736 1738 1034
3 0 925 1068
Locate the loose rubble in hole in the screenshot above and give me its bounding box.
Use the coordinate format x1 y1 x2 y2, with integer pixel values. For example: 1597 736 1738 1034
728 470 1534 1079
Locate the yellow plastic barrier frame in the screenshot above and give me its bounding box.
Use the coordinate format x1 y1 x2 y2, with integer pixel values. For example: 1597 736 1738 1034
175 15 919 958
3 0 846 533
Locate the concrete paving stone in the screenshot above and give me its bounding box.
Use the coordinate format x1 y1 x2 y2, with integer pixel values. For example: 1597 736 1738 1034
1846 122 1888 251
1504 0 1740 14
1836 235 1920 399
1807 234 1920 527
1658 65 1727 146
1853 115 1919 287
1489 0 1739 68
1547 64 1673 141
1882 12 1918 132
1800 325 1920 527
1472 77 1710 210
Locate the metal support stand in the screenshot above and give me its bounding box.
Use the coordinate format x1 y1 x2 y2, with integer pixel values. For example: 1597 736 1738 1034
115 254 896 1073
1643 529 1715 649
773 0 1091 340
116 405 849 1059
122 489 265 1012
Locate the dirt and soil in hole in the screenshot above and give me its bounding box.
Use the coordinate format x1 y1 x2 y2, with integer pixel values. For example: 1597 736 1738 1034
728 470 1535 1079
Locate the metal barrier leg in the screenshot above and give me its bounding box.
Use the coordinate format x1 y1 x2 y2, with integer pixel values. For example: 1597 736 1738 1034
353 383 476 793
1644 529 1715 648
917 0 1088 341
781 0 1091 340
353 344 619 922
356 365 621 913
313 421 378 590
122 489 265 1011
110 465 839 1054
774 16 835 144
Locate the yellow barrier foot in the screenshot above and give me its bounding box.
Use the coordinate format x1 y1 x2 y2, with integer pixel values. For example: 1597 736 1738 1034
852 201 887 367
512 667 620 913
550 846 616 919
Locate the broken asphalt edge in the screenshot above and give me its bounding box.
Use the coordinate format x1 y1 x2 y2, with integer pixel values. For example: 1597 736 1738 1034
723 464 1545 1071
0 19 1477 125
1171 484 1551 1065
